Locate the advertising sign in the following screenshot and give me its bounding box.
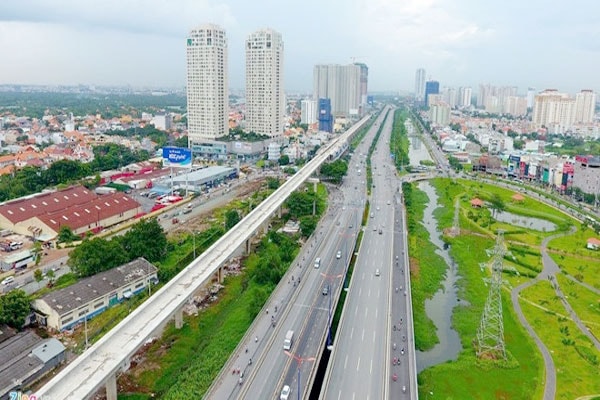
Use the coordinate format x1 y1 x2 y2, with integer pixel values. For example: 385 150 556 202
162 147 192 168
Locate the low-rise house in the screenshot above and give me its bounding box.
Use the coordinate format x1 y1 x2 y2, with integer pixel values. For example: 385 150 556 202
32 258 158 331
586 238 600 250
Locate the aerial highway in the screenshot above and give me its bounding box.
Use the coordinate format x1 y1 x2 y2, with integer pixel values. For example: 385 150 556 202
205 109 388 400
320 106 418 400
36 114 372 400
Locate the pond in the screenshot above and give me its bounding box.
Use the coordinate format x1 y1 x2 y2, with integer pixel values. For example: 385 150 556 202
415 182 463 373
494 211 557 232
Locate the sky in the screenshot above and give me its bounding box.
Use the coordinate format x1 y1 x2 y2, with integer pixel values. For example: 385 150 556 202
0 0 598 95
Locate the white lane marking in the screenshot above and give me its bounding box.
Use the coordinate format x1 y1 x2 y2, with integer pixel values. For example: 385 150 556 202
378 288 381 299
355 305 358 316
362 329 365 341
359 287 362 296
338 390 342 400
356 357 361 371
344 355 348 369
375 308 378 319
373 331 376 343
368 288 371 298
364 307 368 318
350 327 354 339
370 359 373 375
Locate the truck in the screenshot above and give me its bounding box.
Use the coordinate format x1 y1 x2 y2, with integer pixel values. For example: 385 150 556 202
283 330 294 351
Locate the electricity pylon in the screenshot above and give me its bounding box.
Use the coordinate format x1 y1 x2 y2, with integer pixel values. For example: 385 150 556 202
476 231 507 360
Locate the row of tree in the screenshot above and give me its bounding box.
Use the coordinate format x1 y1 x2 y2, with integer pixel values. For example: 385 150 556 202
0 143 149 202
67 218 167 277
320 160 348 183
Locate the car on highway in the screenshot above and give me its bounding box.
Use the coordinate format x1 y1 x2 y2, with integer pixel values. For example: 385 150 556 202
280 385 291 400
375 269 380 277
387 200 391 205
336 250 341 259
376 206 380 211
370 213 374 218
322 285 329 295
1 276 14 285
379 228 383 235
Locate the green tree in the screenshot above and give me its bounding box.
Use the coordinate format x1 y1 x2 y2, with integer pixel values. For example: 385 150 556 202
489 193 506 219
45 269 55 285
0 290 30 329
267 177 280 190
286 191 317 219
57 226 79 243
34 269 44 284
68 237 129 277
278 155 290 166
299 215 317 237
225 210 241 230
120 218 167 262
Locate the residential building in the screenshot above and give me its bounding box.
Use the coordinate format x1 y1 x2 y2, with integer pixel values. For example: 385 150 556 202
458 87 472 108
414 68 426 102
532 89 575 133
574 90 596 124
245 28 284 138
313 64 362 117
425 80 439 107
527 87 536 109
152 112 172 131
186 24 228 144
355 63 369 109
504 96 528 116
267 142 281 161
430 103 450 126
300 99 317 125
32 258 158 331
442 87 458 108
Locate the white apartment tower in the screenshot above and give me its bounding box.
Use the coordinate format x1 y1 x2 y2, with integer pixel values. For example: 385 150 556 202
574 90 596 124
186 24 228 143
415 68 426 102
532 89 575 132
300 99 317 125
245 28 284 138
458 87 472 107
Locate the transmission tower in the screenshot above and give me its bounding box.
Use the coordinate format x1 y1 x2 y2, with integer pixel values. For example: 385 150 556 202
449 198 460 237
476 231 507 361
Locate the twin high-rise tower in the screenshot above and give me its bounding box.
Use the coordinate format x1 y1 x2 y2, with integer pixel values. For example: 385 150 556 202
186 24 284 146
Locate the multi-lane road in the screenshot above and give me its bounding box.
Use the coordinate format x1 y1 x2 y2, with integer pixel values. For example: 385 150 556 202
320 106 417 399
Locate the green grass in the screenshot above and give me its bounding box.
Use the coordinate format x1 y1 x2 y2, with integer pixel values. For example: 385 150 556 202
414 179 544 399
519 293 600 399
555 273 600 338
550 252 600 290
404 184 447 350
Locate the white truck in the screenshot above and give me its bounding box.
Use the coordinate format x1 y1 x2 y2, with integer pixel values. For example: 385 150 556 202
283 330 294 351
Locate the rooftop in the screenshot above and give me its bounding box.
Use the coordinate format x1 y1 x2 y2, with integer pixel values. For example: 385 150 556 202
38 258 157 317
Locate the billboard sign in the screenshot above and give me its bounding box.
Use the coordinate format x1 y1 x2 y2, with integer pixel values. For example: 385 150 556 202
162 147 192 168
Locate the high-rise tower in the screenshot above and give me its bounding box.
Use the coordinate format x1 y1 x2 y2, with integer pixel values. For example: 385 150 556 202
414 68 426 102
245 28 284 138
186 24 228 143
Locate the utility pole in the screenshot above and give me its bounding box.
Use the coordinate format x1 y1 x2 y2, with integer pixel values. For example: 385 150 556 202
476 231 507 360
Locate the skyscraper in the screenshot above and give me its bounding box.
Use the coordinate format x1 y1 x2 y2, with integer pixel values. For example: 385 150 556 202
313 64 362 117
245 28 284 138
414 68 426 102
532 89 575 132
458 87 472 107
425 80 439 107
301 99 317 124
574 90 596 124
186 24 228 143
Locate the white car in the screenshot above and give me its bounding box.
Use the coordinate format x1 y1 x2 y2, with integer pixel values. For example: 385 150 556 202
336 250 341 259
375 269 380 277
280 385 291 400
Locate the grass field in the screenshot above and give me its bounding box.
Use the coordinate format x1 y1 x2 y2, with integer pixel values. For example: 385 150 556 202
411 179 544 399
555 273 600 338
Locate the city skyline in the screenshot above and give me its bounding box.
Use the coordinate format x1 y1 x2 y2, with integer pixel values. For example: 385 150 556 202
0 0 598 94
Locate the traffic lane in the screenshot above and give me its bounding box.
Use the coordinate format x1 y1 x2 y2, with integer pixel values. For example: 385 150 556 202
239 194 356 398
332 221 390 399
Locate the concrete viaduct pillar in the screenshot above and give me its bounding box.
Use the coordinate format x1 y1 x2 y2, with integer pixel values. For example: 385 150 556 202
106 374 117 400
175 308 184 329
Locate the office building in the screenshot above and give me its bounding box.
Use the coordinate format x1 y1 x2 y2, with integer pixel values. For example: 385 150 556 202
186 24 228 143
425 80 440 107
301 99 317 125
313 64 362 117
414 68 426 102
245 28 284 138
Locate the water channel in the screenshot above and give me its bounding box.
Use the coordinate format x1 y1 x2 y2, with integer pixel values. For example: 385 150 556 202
405 133 463 372
494 211 557 232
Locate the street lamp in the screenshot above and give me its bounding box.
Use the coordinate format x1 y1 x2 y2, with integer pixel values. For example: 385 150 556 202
284 351 315 400
320 272 343 349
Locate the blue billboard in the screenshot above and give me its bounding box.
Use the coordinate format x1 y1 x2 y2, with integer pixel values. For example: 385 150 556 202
162 146 192 168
